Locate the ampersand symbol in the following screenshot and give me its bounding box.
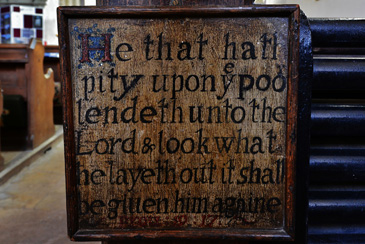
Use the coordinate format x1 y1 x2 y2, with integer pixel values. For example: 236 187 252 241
142 137 156 154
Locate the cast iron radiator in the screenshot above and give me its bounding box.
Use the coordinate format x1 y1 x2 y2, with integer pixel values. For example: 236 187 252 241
308 19 365 243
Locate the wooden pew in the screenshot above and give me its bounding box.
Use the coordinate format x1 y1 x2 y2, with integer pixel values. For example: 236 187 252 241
44 45 63 125
0 39 55 150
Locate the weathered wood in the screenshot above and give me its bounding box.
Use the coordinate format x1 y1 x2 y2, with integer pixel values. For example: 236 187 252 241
296 12 312 244
96 0 254 6
27 40 56 148
0 44 28 99
102 241 249 244
59 5 300 242
0 39 55 149
0 81 4 171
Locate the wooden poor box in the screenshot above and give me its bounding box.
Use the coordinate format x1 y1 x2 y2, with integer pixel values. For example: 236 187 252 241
58 5 305 242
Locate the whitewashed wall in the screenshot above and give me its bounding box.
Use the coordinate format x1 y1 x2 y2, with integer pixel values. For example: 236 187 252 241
43 0 95 45
43 0 58 45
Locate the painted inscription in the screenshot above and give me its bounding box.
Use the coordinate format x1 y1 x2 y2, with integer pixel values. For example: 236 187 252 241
69 17 289 230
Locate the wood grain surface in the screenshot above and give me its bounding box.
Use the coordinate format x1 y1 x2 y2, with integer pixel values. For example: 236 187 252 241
96 0 255 7
58 6 299 241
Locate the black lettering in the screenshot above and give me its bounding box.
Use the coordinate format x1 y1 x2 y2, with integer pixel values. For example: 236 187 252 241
116 43 133 61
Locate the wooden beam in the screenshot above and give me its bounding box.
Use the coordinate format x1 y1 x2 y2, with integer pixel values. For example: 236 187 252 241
96 0 254 6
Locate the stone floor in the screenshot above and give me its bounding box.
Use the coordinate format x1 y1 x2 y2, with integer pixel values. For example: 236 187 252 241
0 139 99 244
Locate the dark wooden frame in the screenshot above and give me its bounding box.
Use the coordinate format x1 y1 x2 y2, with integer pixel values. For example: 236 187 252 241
58 5 300 242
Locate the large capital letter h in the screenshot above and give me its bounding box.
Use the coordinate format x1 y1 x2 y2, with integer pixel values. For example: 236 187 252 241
79 34 112 63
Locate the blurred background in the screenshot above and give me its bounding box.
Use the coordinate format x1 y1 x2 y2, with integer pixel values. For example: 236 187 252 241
1 0 365 46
